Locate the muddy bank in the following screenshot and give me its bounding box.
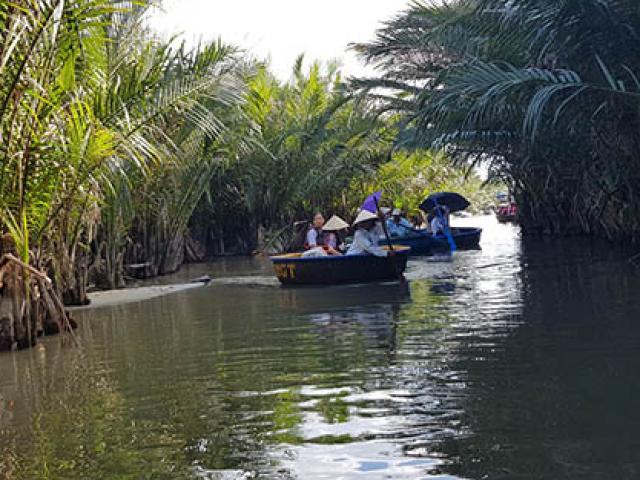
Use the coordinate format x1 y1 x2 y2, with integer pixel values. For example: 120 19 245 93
73 283 205 310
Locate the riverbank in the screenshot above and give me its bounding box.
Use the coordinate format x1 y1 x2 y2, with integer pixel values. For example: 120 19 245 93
73 283 206 310
72 254 273 311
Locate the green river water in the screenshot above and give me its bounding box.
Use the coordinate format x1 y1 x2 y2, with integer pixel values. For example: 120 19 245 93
1 216 640 479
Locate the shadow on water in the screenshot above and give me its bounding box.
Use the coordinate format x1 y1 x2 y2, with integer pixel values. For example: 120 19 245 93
2 217 640 479
437 235 640 480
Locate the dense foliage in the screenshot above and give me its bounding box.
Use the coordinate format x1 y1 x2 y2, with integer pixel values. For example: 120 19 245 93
0 2 248 305
347 150 494 219
354 0 640 241
189 60 395 255
0 0 491 352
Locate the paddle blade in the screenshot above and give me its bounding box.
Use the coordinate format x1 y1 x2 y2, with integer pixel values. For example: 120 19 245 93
446 230 457 252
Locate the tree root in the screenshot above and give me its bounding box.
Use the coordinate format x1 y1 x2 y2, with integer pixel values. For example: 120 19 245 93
0 254 77 352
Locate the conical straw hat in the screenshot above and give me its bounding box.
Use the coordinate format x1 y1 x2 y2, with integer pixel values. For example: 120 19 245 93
352 209 378 226
323 215 349 231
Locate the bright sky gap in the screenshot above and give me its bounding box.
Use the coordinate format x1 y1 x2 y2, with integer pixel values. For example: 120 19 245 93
149 0 410 80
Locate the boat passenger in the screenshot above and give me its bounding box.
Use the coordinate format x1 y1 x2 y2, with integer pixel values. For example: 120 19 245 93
411 214 425 229
305 213 325 249
370 207 390 242
386 208 413 237
430 205 450 236
322 215 349 255
347 210 391 257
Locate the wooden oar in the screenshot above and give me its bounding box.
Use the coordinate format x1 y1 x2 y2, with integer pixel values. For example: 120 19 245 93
373 198 405 283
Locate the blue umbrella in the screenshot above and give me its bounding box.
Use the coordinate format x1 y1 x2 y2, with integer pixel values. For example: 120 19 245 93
419 192 468 253
419 192 470 214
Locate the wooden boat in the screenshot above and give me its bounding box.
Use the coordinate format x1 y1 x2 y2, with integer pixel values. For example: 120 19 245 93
389 227 482 255
450 227 483 249
270 246 410 286
496 202 518 223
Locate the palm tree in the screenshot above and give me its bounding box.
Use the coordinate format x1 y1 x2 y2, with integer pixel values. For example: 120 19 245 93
191 59 394 254
0 1 247 349
355 0 640 241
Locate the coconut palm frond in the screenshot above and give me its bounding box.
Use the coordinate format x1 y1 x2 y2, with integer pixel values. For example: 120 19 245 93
357 0 640 240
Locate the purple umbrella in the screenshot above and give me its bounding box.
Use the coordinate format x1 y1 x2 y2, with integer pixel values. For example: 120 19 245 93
361 191 382 213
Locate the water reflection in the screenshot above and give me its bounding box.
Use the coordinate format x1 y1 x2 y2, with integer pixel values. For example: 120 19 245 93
440 234 640 480
2 217 640 479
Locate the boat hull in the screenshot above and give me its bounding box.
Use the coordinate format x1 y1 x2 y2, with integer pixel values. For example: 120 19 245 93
449 227 483 249
389 227 482 255
388 234 439 255
270 247 410 286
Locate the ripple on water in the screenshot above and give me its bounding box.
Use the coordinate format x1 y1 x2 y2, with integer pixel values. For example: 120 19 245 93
4 217 640 479
277 441 444 480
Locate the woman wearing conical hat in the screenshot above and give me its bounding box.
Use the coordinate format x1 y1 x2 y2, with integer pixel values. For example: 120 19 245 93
322 215 349 255
346 210 390 257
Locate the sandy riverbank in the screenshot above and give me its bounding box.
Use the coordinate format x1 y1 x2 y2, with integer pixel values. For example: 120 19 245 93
73 283 205 310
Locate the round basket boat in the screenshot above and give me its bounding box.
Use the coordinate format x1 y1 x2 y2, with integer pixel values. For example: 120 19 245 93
270 246 410 286
383 227 483 255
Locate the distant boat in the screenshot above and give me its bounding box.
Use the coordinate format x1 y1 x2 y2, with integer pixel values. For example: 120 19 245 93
190 275 212 284
388 227 482 255
270 246 410 286
496 202 518 223
415 191 482 253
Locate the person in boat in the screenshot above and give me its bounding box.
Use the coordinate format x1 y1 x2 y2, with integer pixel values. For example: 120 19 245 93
347 210 391 257
305 213 325 249
322 215 349 255
370 207 390 241
386 208 413 237
430 205 450 236
410 214 424 229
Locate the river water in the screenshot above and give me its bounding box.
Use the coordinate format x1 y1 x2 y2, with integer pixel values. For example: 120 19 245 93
1 216 640 479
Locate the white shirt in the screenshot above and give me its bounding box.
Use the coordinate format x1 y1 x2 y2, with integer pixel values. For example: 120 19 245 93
306 228 319 247
372 223 384 246
347 228 388 257
431 216 445 236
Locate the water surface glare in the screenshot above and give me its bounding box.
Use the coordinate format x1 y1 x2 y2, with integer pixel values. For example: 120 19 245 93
2 216 640 479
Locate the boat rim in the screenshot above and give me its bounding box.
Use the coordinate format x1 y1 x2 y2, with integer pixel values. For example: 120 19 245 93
270 245 411 262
